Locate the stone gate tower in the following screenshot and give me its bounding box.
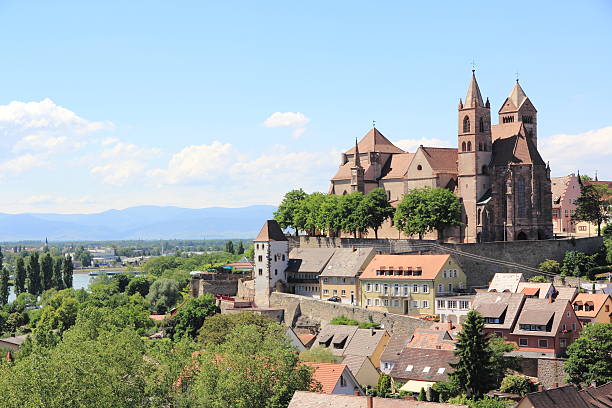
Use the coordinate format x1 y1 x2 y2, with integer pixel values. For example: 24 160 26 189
253 220 289 307
457 71 492 243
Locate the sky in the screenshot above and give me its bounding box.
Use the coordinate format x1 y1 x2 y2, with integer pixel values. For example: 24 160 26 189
0 0 611 214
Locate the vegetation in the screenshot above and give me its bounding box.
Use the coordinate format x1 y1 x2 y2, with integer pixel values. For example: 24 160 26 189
538 259 561 275
565 322 612 386
164 294 218 340
299 345 340 363
198 312 277 347
394 187 461 240
376 373 393 397
528 275 549 283
274 189 308 235
572 182 612 237
499 375 536 396
561 251 597 278
329 315 379 329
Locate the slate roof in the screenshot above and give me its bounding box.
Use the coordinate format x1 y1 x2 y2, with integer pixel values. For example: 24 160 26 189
360 254 452 281
345 127 405 154
254 220 287 241
314 325 359 356
343 328 388 358
286 248 336 274
390 347 456 382
380 332 412 362
472 292 525 330
288 391 468 408
301 362 351 394
512 298 571 337
319 247 376 278
521 385 591 408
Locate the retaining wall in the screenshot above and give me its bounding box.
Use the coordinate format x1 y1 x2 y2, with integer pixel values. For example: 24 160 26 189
537 358 569 389
269 292 430 334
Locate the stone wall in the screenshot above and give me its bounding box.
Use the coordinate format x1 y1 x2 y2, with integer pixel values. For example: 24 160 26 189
269 292 430 334
537 358 569 389
289 236 603 287
191 278 238 297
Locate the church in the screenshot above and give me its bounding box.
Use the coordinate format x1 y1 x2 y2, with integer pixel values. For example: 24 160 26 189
329 71 553 243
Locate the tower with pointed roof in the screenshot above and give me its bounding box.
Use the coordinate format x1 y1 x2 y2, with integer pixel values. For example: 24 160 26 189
253 220 289 307
498 80 538 146
351 138 365 193
457 71 492 242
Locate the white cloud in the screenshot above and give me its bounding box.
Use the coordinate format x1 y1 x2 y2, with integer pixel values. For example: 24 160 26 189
101 137 120 146
23 194 68 206
292 127 306 139
91 160 148 186
0 153 46 177
540 126 612 176
393 137 451 152
263 112 310 128
99 141 161 160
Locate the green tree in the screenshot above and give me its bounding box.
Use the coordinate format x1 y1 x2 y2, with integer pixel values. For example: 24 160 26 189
418 387 427 401
14 257 26 295
432 381 461 402
376 373 393 397
62 255 74 288
165 294 218 339
111 273 132 293
225 240 235 254
499 375 536 396
198 312 276 346
394 187 461 240
188 323 316 408
339 192 368 238
561 251 596 277
317 194 343 237
274 189 308 235
538 259 560 275
126 276 150 297
565 322 612 386
450 310 496 399
142 256 178 276
40 252 54 291
244 244 254 261
74 246 93 267
26 252 42 296
299 345 340 363
52 257 64 290
573 183 612 236
528 275 549 283
0 267 9 306
146 278 182 314
296 192 326 235
361 188 395 239
236 241 245 255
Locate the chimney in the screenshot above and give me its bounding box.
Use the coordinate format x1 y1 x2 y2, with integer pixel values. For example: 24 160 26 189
548 296 553 304
367 395 373 408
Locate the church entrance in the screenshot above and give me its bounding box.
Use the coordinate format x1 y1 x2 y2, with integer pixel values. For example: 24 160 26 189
516 231 528 240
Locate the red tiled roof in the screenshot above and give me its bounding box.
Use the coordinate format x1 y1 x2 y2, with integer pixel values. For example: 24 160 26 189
302 362 348 394
522 287 540 296
573 293 611 318
149 314 167 321
360 254 451 280
345 128 405 154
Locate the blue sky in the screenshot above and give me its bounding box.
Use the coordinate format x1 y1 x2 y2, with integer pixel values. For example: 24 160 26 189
0 0 611 213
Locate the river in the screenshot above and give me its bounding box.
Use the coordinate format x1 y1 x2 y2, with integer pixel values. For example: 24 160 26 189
7 273 93 303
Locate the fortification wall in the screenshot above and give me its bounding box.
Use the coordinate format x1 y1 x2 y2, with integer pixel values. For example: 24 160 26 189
269 292 430 334
191 279 238 297
289 236 603 287
537 358 569 389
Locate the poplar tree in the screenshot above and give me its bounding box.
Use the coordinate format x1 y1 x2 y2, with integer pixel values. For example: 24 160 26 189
449 310 496 399
236 241 244 255
40 252 54 291
26 252 42 296
52 257 64 290
0 267 9 306
14 257 26 294
63 255 74 289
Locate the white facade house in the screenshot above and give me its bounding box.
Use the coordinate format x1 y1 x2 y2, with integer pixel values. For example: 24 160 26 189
435 294 474 324
253 220 289 307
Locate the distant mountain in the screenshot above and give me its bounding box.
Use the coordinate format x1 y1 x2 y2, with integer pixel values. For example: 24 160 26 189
0 205 277 241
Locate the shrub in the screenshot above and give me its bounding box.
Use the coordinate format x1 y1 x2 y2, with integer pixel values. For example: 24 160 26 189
499 375 536 396
329 315 359 326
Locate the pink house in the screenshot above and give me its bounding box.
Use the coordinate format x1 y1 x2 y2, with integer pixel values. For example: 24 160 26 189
551 173 581 236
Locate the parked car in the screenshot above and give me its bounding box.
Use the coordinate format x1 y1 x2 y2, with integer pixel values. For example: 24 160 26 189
327 296 341 302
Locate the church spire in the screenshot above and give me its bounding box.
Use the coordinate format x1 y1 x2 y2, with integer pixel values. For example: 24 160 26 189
508 81 528 108
464 70 484 108
353 138 361 167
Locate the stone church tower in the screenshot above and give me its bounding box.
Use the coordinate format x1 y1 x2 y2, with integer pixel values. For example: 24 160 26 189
457 71 492 243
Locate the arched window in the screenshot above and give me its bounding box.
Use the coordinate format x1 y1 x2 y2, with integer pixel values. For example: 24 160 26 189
481 165 488 175
417 164 422 171
461 141 466 152
516 177 526 217
463 116 470 133
479 117 484 132
467 141 472 151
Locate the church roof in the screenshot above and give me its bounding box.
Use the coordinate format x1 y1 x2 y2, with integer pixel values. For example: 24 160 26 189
345 128 405 154
331 162 376 181
491 122 523 140
491 124 545 166
464 71 484 108
254 220 287 242
508 81 528 108
420 147 458 174
380 153 414 179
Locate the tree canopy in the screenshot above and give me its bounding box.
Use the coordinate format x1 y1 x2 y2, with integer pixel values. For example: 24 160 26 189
573 183 612 236
565 322 612 387
274 189 308 235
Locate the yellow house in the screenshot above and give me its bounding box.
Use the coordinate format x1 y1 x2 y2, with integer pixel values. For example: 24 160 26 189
359 254 466 316
319 247 376 305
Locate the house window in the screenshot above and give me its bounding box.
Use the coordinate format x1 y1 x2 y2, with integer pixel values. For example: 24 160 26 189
374 284 379 292
394 284 400 296
448 300 457 309
282 255 285 261
422 300 429 309
437 300 445 309
413 284 419 293
539 339 548 348
403 285 409 296
341 290 346 296
258 269 263 276
560 339 567 348
422 284 429 293
562 324 566 331
384 299 389 306
459 301 470 309
366 283 371 292
274 269 278 276
333 290 337 295
437 367 446 374
323 289 329 295
383 284 389 294
517 177 526 217
467 141 472 151
323 278 328 283
423 366 431 373
394 300 400 307
375 299 380 306
340 375 346 387
258 255 263 262
438 284 443 293
367 298 371 306
412 300 419 308
572 323 576 331
519 338 528 347
405 365 413 372
448 283 453 292
479 117 485 132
